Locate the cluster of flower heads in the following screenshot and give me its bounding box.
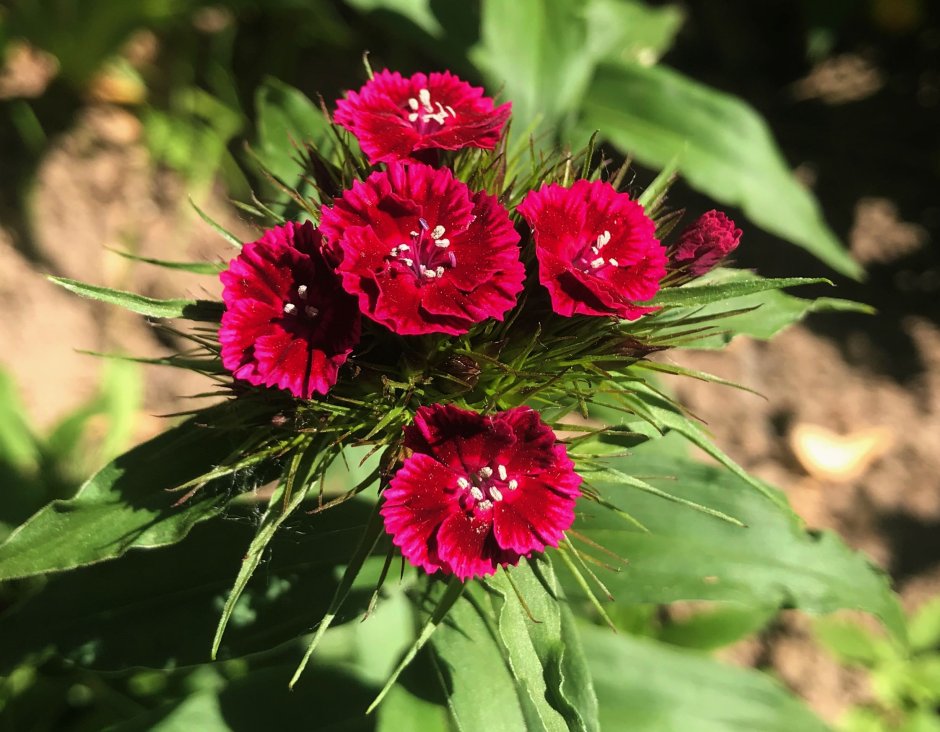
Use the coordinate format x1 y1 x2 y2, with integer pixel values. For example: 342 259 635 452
218 70 742 580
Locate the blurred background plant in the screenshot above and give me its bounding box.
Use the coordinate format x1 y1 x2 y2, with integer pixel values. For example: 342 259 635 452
0 0 938 730
815 601 940 732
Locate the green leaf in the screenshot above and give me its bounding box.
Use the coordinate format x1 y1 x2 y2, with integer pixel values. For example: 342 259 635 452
657 603 778 650
648 270 873 347
344 0 444 38
212 442 322 659
574 439 906 641
490 560 599 732
106 656 377 732
471 0 593 135
427 562 598 732
813 617 896 666
428 584 529 731
910 598 940 652
585 0 684 66
0 416 255 581
0 503 376 671
582 623 831 732
190 199 243 249
0 369 39 472
648 275 832 307
254 77 333 193
579 62 863 278
106 248 226 275
48 276 223 321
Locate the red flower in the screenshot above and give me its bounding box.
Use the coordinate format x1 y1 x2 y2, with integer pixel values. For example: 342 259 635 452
518 180 667 319
219 221 360 398
334 69 511 164
381 404 582 580
320 162 524 336
672 209 742 276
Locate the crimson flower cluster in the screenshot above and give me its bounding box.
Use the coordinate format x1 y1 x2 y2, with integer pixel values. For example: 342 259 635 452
217 69 742 580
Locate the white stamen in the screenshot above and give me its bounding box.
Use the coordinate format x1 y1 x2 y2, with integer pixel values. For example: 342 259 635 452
418 88 432 110
390 246 399 256
398 243 410 251
304 306 319 318
608 258 619 267
431 225 446 239
457 476 470 489
470 486 485 501
297 284 308 299
477 500 493 511
283 302 296 314
408 98 419 111
508 479 519 491
590 257 605 269
497 464 507 480
434 238 450 248
435 266 445 277
401 257 413 267
596 230 611 249
408 112 419 122
489 486 504 501
445 105 456 117
409 230 419 238
479 466 493 479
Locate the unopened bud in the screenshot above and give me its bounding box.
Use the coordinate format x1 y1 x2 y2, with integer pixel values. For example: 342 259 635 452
671 210 742 276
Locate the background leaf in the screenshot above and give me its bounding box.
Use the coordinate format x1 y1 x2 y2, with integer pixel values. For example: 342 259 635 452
572 438 905 640
582 623 831 732
471 0 592 136
0 416 255 581
0 502 376 671
577 62 862 278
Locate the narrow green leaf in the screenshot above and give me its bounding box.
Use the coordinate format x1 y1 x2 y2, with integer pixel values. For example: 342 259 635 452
211 442 322 659
290 497 386 688
190 198 243 248
583 464 746 526
107 246 226 275
48 276 223 321
0 416 253 580
367 576 465 714
637 151 681 213
647 276 831 308
579 62 863 278
622 381 783 507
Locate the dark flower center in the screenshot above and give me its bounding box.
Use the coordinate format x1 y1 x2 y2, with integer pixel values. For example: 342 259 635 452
405 87 456 133
573 229 620 274
280 283 321 322
454 462 519 515
387 217 458 284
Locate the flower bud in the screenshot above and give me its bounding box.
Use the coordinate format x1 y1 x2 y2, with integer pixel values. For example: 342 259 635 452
672 210 742 276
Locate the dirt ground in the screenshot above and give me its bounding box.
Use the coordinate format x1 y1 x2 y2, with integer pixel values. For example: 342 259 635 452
1 100 938 725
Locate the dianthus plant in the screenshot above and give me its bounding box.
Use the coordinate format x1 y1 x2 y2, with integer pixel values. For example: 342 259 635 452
5 66 902 729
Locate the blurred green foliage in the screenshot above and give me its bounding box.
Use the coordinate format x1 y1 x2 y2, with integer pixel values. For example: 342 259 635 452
816 602 940 732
